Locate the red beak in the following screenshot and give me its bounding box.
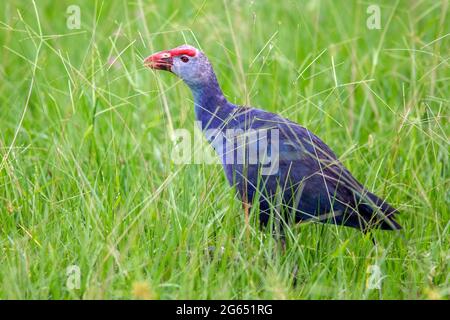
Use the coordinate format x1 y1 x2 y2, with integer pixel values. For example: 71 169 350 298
143 52 173 71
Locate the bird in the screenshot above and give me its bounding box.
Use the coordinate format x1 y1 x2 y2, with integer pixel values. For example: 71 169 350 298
144 44 401 238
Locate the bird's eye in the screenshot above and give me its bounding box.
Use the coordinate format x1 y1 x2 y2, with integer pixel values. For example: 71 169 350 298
180 56 189 63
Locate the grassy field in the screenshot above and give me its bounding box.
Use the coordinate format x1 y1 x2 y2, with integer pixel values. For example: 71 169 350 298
0 0 448 299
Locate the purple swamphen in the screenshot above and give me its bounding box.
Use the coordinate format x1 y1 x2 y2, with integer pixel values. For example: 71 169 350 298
144 45 401 236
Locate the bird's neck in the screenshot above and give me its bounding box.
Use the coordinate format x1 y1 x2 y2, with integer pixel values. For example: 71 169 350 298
188 76 235 130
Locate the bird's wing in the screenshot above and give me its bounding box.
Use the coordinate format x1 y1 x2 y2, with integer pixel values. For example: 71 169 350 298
228 106 367 199
224 106 399 229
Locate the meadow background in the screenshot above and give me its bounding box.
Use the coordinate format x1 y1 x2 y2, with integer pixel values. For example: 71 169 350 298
0 0 448 299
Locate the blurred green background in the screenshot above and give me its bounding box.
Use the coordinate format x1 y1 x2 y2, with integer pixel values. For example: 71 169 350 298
0 0 448 299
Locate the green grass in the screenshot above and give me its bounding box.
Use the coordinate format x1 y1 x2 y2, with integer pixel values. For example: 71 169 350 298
0 0 448 299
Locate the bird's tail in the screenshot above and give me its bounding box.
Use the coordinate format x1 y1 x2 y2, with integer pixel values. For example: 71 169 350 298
357 191 402 231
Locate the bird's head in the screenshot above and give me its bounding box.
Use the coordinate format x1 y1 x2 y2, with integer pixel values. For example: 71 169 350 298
144 44 213 88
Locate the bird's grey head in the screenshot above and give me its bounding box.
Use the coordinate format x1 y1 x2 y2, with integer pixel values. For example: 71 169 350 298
144 44 214 89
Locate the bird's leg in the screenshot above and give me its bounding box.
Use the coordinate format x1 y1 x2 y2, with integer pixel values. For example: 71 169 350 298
292 264 299 287
277 226 286 253
241 190 252 239
273 227 299 287
370 233 377 246
242 200 251 238
362 227 377 246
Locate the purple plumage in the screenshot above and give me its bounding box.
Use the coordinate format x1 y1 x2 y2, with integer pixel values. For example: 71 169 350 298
144 45 401 233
